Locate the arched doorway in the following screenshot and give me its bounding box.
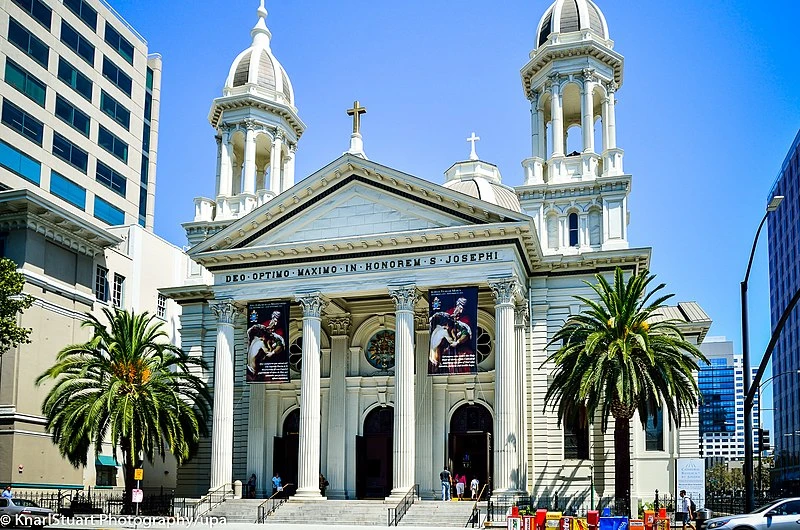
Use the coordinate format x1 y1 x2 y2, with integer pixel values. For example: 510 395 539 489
356 406 393 499
449 403 493 497
273 409 299 496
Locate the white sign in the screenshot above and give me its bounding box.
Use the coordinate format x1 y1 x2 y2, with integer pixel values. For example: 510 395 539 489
132 488 143 503
676 458 705 509
217 250 505 284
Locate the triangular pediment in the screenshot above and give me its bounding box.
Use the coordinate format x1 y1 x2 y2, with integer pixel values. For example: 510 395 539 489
190 155 540 264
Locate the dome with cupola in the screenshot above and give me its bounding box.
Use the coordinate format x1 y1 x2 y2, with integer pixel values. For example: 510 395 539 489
536 0 609 48
223 0 294 107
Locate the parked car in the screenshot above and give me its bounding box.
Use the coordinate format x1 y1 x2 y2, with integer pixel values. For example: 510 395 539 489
706 498 800 530
0 498 54 527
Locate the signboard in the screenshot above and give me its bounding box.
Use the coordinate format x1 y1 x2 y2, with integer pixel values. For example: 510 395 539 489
428 287 479 375
246 302 290 383
676 458 705 509
219 251 505 285
131 489 143 503
133 468 143 481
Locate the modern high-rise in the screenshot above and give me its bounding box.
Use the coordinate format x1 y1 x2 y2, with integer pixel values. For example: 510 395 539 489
767 129 800 491
0 0 185 491
698 337 759 465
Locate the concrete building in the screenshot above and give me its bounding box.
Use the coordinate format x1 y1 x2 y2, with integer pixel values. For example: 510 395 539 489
697 337 760 465
165 0 712 514
0 0 181 491
767 129 800 491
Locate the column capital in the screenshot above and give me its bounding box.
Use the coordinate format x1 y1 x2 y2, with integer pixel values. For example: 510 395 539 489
210 300 240 324
488 278 523 306
326 314 352 336
514 305 530 328
296 292 327 318
547 73 561 90
388 284 419 312
607 80 618 94
414 311 429 332
582 68 597 84
244 119 258 131
274 129 285 141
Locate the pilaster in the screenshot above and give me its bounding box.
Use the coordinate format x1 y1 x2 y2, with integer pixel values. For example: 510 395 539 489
515 303 530 493
325 314 351 499
414 309 433 497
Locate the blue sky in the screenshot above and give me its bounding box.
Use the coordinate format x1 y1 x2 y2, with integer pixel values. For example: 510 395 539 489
112 1 800 430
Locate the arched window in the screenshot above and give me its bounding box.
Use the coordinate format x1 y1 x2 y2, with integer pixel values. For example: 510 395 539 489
568 213 579 247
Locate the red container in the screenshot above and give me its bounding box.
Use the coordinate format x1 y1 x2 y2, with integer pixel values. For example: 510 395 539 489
536 509 548 530
588 510 600 530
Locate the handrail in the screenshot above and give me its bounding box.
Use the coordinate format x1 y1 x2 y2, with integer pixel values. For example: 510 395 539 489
256 483 293 523
466 485 489 528
192 483 232 518
387 484 419 527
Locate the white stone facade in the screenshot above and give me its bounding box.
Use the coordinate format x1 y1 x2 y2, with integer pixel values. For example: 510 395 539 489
165 0 712 514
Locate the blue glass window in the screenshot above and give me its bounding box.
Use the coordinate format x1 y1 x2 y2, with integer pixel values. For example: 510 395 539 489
645 409 664 451
54 95 90 137
7 18 49 67
52 132 88 173
98 126 128 163
11 0 51 29
61 21 95 65
57 58 92 101
100 91 130 130
50 171 85 209
94 196 124 225
104 24 134 65
96 161 127 197
0 139 40 184
4 59 46 107
63 0 97 30
102 57 132 97
2 99 44 145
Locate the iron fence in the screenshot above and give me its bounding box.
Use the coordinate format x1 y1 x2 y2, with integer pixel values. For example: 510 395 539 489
14 487 175 516
487 494 617 521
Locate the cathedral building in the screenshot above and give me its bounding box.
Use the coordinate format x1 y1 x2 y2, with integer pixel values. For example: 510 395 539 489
165 0 711 511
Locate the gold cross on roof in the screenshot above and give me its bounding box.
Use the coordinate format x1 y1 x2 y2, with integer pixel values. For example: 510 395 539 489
346 101 367 134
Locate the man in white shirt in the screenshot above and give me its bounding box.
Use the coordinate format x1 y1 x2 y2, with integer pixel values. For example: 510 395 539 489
678 490 695 530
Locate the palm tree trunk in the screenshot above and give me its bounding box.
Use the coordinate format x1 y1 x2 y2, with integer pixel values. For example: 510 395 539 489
122 441 135 515
614 416 631 516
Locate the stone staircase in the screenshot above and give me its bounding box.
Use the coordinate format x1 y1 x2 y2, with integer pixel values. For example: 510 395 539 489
398 500 486 527
263 499 390 526
205 498 264 523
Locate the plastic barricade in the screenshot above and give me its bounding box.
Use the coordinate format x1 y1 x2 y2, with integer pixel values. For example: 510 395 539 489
547 512 564 529
644 511 655 530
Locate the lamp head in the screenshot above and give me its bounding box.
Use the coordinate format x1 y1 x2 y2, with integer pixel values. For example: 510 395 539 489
767 195 784 212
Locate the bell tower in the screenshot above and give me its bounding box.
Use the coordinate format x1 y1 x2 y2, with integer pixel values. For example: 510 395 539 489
517 0 630 255
192 1 306 226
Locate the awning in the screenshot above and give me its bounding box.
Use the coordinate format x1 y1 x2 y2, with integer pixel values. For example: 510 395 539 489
95 455 119 467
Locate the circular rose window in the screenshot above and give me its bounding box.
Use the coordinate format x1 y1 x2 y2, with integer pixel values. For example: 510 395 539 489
364 330 395 370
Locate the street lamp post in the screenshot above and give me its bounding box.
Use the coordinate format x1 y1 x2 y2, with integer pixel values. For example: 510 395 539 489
756 370 800 495
741 194 783 513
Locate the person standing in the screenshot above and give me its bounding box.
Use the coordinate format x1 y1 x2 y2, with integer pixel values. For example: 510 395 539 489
1 486 11 499
439 467 452 501
678 490 695 530
247 474 257 498
319 473 329 497
470 477 479 500
271 472 282 496
456 474 466 500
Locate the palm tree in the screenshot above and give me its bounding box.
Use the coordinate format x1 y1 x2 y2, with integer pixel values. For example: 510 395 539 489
37 308 211 511
543 268 708 515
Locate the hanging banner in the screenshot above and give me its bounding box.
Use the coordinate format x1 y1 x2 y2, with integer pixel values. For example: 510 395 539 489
428 287 479 375
246 302 290 383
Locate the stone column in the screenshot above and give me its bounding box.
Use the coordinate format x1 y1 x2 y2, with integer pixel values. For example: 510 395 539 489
283 144 296 191
219 130 232 197
581 71 595 153
488 278 521 495
243 121 257 195
388 285 418 497
270 131 284 196
530 93 540 159
247 384 266 496
295 292 327 499
214 135 223 197
538 108 546 160
325 314 351 499
550 76 564 157
606 83 617 149
414 310 434 498
209 301 239 492
514 304 529 493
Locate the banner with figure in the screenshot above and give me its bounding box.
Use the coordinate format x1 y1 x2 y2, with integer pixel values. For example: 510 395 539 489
428 287 479 375
246 302 290 383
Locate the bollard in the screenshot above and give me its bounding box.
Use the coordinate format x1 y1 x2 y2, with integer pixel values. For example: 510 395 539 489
233 480 243 499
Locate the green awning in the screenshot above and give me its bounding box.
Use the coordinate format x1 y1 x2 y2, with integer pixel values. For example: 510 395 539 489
95 455 119 467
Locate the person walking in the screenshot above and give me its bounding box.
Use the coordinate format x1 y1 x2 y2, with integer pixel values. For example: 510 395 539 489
456 474 466 500
1 486 11 499
440 467 451 501
271 472 282 497
678 490 696 530
470 477 479 500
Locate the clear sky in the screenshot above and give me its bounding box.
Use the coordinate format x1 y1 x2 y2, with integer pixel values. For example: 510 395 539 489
112 0 800 431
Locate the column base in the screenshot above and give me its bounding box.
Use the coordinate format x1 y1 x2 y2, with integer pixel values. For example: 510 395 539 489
385 487 416 502
291 489 326 500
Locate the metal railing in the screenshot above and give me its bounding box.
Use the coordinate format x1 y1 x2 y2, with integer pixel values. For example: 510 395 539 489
256 483 293 523
192 484 232 518
466 484 489 528
18 487 174 516
387 484 419 527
